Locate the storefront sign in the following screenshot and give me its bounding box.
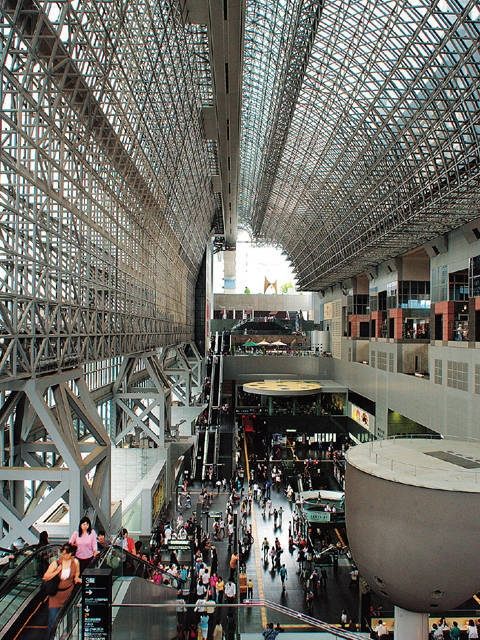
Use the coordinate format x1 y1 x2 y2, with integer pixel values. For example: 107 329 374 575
350 402 375 432
167 540 192 551
304 511 331 523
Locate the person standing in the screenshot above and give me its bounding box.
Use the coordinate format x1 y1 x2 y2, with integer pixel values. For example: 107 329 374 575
198 613 209 640
120 528 136 555
216 575 225 603
213 621 223 640
320 567 328 590
97 530 111 550
263 622 279 640
43 543 81 635
225 578 236 604
225 612 236 640
229 551 238 581
374 619 389 638
176 589 186 628
449 622 461 640
247 577 253 598
36 530 50 576
468 620 479 639
69 516 98 574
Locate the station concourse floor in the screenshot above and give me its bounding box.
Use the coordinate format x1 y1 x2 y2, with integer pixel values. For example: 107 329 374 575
184 478 361 637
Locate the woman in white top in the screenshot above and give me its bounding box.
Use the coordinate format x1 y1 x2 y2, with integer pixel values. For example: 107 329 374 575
467 620 478 639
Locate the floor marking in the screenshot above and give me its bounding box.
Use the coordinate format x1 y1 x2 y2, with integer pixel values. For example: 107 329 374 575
243 437 267 629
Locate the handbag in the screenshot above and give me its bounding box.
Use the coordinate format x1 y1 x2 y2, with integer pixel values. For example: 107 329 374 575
43 573 60 596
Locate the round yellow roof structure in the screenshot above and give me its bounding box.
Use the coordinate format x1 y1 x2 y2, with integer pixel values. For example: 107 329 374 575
243 380 322 397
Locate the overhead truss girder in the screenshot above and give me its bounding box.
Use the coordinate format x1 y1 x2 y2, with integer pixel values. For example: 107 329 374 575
240 0 480 290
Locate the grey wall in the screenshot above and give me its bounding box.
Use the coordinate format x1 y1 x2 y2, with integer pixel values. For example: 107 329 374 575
331 358 480 439
222 355 332 381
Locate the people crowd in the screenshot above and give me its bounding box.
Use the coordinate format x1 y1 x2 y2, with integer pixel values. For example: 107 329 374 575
41 430 357 639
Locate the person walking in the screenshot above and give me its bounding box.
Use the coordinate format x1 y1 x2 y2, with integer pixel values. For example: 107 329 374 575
262 537 270 562
279 564 288 591
247 577 253 599
269 546 276 568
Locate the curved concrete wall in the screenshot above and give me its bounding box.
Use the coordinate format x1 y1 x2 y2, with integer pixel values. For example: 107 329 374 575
345 463 480 612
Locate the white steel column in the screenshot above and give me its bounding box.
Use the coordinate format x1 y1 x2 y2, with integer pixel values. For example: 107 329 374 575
394 607 429 640
0 370 111 546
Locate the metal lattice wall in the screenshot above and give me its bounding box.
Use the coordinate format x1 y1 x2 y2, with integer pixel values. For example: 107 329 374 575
0 0 216 380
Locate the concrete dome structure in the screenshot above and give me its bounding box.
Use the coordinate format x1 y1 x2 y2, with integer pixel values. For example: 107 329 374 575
345 438 480 613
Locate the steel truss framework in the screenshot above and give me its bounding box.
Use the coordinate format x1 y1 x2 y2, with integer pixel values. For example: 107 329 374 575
112 352 171 447
0 369 110 546
240 0 480 290
0 0 217 380
161 343 198 406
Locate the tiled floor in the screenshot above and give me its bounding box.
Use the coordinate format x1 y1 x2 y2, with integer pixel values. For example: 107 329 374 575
188 473 361 637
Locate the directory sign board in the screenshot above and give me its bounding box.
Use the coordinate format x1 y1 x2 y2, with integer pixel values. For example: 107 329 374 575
82 568 112 640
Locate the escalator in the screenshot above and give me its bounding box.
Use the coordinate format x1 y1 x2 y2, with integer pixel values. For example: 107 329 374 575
1 545 186 639
194 428 206 481
0 545 42 588
217 428 234 481
0 543 63 639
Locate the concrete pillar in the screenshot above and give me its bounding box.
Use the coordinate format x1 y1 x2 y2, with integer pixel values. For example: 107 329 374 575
394 606 429 640
223 250 236 291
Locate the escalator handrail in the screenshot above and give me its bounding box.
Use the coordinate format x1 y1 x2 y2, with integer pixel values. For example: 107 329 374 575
0 543 63 600
106 545 187 588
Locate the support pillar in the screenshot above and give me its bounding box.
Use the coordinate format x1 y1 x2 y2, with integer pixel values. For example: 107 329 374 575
113 352 171 446
394 606 429 640
223 250 236 291
161 345 193 406
0 369 110 546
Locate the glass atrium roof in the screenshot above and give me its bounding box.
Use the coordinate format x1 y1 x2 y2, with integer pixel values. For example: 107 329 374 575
239 0 480 290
